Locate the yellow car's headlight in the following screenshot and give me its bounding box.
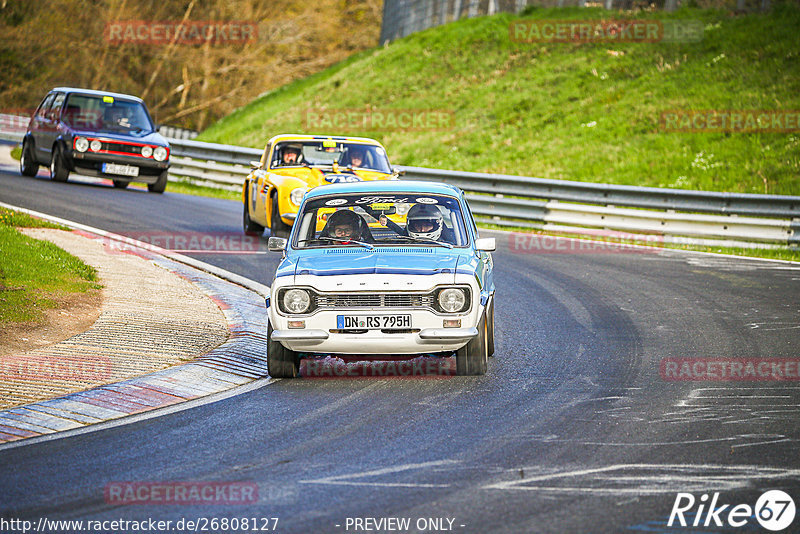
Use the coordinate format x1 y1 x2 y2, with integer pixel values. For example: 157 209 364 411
290 188 307 206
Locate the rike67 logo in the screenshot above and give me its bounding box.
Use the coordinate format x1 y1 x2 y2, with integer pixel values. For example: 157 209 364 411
668 490 795 531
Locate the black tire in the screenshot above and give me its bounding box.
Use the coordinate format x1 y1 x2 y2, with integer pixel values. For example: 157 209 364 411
267 322 300 378
49 145 69 182
456 312 488 375
487 299 495 357
243 189 265 236
270 191 291 238
20 140 38 177
112 180 129 189
147 170 168 193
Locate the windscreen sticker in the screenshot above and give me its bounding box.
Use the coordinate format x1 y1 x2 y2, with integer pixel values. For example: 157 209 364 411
103 96 114 103
325 198 348 206
322 140 337 148
354 196 410 204
415 197 438 204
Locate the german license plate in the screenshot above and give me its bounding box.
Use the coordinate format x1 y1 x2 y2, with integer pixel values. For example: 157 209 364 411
102 162 139 177
337 314 412 329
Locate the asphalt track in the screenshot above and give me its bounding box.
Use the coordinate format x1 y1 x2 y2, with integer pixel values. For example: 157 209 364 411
1 165 799 533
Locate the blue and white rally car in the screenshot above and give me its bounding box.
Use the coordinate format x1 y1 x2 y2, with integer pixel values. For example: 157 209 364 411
266 180 496 377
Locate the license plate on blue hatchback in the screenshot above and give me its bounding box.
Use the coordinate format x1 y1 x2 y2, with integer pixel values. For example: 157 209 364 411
102 162 139 177
337 315 412 329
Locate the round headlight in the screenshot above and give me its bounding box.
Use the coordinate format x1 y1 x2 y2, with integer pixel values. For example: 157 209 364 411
290 188 306 206
283 289 311 314
153 146 168 162
89 139 102 152
438 288 467 313
141 145 153 158
74 137 89 153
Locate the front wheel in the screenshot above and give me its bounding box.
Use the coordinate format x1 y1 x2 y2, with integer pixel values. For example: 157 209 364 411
267 322 300 378
20 140 39 177
147 170 168 193
456 312 488 375
270 191 291 238
49 145 69 182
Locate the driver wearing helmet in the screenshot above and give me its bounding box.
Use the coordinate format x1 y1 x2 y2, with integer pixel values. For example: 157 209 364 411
321 209 372 242
279 143 303 166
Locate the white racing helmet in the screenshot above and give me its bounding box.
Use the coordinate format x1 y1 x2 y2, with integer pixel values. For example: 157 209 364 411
406 204 443 241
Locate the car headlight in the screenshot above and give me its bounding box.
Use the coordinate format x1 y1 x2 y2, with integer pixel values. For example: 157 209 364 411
141 145 153 158
437 288 468 313
74 137 89 153
282 288 311 314
153 146 168 162
290 188 306 206
90 139 102 152
395 203 410 215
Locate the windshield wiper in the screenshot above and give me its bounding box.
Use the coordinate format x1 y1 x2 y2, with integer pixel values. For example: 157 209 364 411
316 236 374 250
383 235 453 249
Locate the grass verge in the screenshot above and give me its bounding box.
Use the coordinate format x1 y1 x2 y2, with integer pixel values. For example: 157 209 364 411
199 5 800 195
0 208 101 325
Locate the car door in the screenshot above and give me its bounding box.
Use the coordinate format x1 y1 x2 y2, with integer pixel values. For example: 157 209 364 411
31 93 55 162
45 93 66 154
252 142 272 225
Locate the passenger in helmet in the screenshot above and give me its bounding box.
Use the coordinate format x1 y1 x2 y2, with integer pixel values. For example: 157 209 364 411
406 204 444 241
377 203 455 244
348 146 366 168
321 209 372 242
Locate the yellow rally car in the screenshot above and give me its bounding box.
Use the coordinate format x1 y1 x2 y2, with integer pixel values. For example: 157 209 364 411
242 134 399 237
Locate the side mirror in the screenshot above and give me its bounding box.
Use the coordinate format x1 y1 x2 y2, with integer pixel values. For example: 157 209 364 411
392 167 406 176
475 237 496 252
250 160 262 170
268 236 287 252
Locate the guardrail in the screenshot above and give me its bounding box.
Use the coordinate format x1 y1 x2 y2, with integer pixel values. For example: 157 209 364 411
166 138 800 248
3 114 798 247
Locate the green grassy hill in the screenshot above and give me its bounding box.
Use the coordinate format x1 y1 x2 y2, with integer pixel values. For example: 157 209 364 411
199 5 800 195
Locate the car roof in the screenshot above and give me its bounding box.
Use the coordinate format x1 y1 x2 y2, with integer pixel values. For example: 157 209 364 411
267 133 386 147
305 180 462 199
50 87 145 103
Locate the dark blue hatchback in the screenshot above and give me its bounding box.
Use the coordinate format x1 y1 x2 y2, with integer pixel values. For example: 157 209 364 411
19 87 171 193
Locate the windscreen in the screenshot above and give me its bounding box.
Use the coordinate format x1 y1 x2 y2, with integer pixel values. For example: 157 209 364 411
273 141 392 173
62 94 154 134
293 193 468 248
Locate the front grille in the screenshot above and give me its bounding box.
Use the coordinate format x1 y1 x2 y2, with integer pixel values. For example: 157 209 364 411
100 142 142 155
315 293 435 309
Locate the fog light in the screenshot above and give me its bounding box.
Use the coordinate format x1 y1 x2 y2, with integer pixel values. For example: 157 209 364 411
443 319 461 328
288 320 305 329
